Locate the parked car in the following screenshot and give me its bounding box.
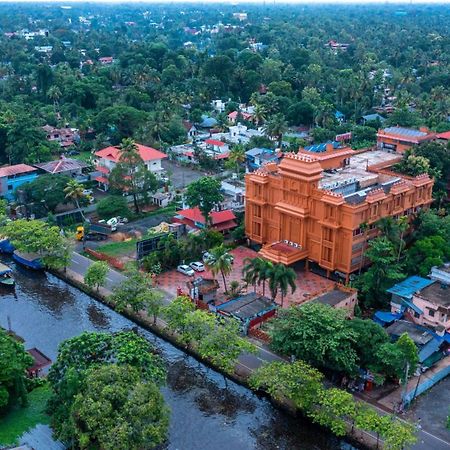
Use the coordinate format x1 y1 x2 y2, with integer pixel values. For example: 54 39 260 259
202 251 212 263
83 189 93 196
190 261 205 272
177 264 195 276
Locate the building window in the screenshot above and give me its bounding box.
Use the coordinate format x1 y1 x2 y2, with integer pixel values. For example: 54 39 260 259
428 309 435 317
253 222 261 236
7 185 12 190
353 227 362 237
414 312 420 319
254 205 261 218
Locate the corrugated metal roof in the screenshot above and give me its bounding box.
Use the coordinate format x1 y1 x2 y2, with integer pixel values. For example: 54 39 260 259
386 276 434 299
382 127 428 137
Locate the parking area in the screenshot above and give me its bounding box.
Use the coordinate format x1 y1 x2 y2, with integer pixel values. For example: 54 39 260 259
162 160 207 189
155 246 334 305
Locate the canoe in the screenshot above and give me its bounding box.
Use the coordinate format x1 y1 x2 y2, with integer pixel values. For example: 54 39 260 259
0 238 15 254
12 251 43 270
0 262 14 286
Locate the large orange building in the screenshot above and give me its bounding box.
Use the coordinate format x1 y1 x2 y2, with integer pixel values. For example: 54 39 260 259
245 148 434 282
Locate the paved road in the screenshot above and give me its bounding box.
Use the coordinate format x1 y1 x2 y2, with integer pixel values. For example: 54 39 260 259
69 252 126 291
67 251 450 450
162 160 204 188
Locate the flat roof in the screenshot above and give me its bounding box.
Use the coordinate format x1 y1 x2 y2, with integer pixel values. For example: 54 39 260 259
311 287 353 306
318 150 401 196
385 320 433 346
216 292 276 320
417 281 450 307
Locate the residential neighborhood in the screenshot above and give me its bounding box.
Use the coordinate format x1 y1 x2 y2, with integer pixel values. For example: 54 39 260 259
0 3 449 450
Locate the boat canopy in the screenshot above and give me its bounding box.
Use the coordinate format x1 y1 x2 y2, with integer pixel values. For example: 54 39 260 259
0 262 12 275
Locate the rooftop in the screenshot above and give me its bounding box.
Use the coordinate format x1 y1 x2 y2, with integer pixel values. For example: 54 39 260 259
304 141 342 153
34 158 87 174
0 164 37 178
386 276 435 300
382 126 429 138
176 207 236 226
216 292 276 320
95 144 167 163
311 287 353 307
437 131 450 140
416 281 450 307
385 320 434 346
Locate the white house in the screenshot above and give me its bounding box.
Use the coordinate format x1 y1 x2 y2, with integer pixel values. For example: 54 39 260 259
94 143 167 191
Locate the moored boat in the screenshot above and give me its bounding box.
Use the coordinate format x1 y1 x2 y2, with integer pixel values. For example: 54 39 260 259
0 238 15 254
12 251 43 270
0 262 14 286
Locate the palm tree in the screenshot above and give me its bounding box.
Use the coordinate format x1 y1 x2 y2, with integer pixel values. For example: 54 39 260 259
47 85 62 115
64 180 86 221
267 263 297 308
227 145 246 177
204 245 233 294
397 215 409 262
264 113 288 149
242 257 262 292
253 104 268 127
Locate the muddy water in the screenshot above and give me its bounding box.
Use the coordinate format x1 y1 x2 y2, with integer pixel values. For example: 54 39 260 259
0 258 356 450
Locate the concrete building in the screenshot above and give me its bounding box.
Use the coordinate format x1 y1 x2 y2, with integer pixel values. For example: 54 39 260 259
376 126 435 153
245 149 434 281
310 284 357 317
94 143 167 190
0 164 38 201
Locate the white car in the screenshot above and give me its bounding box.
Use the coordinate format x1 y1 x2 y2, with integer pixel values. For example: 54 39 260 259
83 189 93 196
177 264 195 276
202 251 212 263
190 262 205 272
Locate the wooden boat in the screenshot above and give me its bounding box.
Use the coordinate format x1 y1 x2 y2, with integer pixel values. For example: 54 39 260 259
12 251 43 270
0 238 15 254
0 262 14 286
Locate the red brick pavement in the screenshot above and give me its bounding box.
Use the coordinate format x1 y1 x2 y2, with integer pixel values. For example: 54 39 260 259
155 246 334 307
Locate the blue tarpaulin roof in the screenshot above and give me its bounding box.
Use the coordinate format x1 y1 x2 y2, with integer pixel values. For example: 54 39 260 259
386 276 434 300
402 299 424 315
418 339 442 363
373 311 403 325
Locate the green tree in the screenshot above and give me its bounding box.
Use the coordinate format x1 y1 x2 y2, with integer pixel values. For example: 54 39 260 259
358 237 405 308
19 174 71 213
163 295 196 336
96 195 130 220
406 235 450 277
64 179 86 221
0 329 33 409
198 318 256 374
270 303 358 375
109 138 158 213
204 244 234 293
264 113 288 148
184 177 224 227
249 360 323 411
266 263 297 307
84 261 109 291
136 289 165 325
68 364 169 450
2 219 71 270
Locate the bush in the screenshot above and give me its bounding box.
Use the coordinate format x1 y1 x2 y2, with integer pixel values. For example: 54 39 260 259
96 195 130 219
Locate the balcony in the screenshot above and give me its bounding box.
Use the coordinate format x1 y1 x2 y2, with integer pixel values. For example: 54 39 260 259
259 241 308 265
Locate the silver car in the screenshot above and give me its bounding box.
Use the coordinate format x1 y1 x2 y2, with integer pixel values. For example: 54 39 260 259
190 261 205 272
177 264 195 276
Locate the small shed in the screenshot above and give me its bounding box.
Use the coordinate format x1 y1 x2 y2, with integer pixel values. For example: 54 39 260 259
27 348 52 377
187 277 220 305
214 292 277 334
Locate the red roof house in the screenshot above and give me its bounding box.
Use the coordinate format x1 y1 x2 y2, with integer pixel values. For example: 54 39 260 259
94 143 167 191
173 207 237 233
437 131 450 142
228 110 254 124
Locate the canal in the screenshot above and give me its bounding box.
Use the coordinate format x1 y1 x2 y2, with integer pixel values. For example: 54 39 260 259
0 258 356 450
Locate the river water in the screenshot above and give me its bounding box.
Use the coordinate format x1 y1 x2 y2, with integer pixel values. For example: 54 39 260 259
0 258 356 450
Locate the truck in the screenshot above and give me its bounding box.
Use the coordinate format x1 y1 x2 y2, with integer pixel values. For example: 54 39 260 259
75 222 115 241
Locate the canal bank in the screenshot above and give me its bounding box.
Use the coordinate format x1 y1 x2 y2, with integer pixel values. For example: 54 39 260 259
0 257 352 450
52 259 381 449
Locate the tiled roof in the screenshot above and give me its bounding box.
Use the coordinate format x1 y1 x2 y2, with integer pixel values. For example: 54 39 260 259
437 131 450 140
176 207 236 225
205 139 227 146
0 164 36 178
95 144 167 163
33 158 87 174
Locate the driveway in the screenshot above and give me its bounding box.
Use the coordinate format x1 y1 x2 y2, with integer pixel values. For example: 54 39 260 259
162 160 205 189
156 246 334 305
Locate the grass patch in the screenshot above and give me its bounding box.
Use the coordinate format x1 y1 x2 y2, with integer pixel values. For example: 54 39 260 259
142 205 177 217
71 151 93 164
0 385 52 446
96 239 137 257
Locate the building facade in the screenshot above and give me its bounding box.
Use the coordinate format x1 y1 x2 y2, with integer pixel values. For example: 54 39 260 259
376 126 435 153
0 164 38 201
245 149 434 281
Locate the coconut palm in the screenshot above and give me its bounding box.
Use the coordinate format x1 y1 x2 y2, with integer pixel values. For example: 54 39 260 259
253 104 268 126
242 257 263 292
266 263 297 308
64 179 86 221
204 245 233 294
47 85 62 114
358 222 369 275
397 215 409 262
264 113 288 149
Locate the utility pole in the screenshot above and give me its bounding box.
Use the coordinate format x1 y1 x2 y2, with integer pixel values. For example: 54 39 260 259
401 361 410 409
